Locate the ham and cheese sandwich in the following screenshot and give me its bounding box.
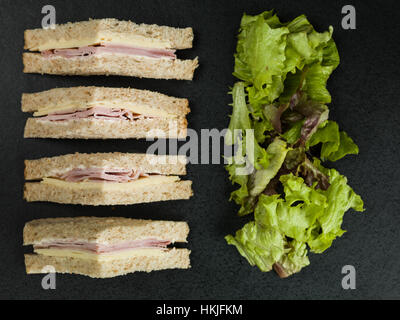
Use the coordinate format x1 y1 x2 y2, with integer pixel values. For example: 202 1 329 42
23 18 198 80
22 86 190 139
24 153 193 205
24 217 191 278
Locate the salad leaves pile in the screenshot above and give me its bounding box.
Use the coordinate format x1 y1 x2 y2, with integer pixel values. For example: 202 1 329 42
225 11 364 278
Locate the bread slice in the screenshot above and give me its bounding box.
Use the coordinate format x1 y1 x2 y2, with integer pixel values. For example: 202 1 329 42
25 248 191 278
21 86 190 115
24 217 189 245
24 18 194 51
25 153 187 180
24 117 188 139
23 53 198 80
24 179 193 205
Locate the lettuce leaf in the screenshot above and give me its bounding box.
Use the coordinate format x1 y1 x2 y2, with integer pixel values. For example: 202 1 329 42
225 220 286 272
275 240 310 278
307 160 365 253
234 11 288 108
226 82 269 168
226 163 364 276
234 11 338 109
229 138 289 216
239 138 289 215
281 120 304 144
307 120 359 161
226 10 363 278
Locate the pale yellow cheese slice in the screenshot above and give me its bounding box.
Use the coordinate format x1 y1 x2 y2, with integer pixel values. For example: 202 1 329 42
31 34 172 52
35 248 168 261
33 100 176 118
41 175 180 191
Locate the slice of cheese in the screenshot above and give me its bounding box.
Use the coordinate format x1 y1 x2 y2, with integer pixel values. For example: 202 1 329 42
41 175 180 191
31 34 172 52
33 100 176 118
34 248 168 261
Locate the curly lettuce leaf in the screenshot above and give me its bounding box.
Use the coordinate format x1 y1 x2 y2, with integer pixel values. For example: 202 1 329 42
275 240 310 278
307 160 365 253
234 11 338 109
226 10 363 278
307 120 359 161
226 164 364 275
225 220 285 272
234 11 288 107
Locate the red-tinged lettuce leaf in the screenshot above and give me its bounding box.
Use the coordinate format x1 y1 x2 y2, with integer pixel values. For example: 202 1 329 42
298 158 330 190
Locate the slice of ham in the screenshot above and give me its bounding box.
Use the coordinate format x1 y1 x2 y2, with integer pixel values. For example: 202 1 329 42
59 168 149 183
39 106 149 122
34 239 171 254
41 43 177 60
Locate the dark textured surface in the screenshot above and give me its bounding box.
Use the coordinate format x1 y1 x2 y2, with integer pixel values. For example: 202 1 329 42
0 0 399 300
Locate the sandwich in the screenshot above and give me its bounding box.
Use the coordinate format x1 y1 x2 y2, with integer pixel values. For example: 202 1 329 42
24 217 191 278
22 86 190 139
24 153 193 205
23 18 198 80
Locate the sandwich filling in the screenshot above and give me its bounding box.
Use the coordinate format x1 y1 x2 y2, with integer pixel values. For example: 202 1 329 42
38 168 180 191
38 106 156 122
41 43 177 60
33 238 171 261
58 168 149 183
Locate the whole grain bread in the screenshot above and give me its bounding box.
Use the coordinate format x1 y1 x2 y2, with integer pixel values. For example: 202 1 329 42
24 18 193 51
24 217 189 245
24 180 193 205
25 248 190 278
21 86 190 115
24 153 187 180
23 53 198 80
24 117 188 139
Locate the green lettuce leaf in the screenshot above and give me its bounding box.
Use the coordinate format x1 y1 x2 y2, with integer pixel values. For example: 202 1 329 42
307 120 359 161
225 82 252 146
234 11 289 107
225 82 269 171
226 163 364 275
275 240 310 278
307 160 365 253
225 220 285 272
236 138 289 216
281 120 304 144
234 11 338 109
226 10 363 278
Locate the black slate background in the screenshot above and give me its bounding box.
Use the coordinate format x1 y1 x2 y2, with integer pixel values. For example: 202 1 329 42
0 0 399 300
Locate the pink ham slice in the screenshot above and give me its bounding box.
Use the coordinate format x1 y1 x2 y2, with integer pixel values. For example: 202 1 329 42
59 168 149 183
34 239 171 254
39 106 148 121
41 43 177 59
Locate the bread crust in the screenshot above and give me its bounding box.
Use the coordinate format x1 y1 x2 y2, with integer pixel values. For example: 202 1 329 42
23 217 189 245
24 117 188 139
25 248 191 278
24 153 187 180
24 18 193 50
23 53 198 80
23 180 193 205
21 86 190 115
